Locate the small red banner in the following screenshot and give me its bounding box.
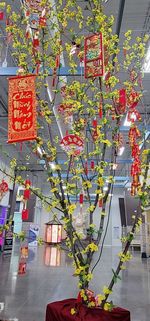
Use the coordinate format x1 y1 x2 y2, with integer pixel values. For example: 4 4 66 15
8 75 37 143
84 33 104 78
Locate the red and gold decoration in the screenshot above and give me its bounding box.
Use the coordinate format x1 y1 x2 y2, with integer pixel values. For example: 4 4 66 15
84 33 104 78
8 75 37 143
58 103 73 123
44 246 61 267
23 179 31 200
128 89 142 196
22 208 29 221
45 219 62 244
115 88 126 115
60 134 84 156
0 180 9 201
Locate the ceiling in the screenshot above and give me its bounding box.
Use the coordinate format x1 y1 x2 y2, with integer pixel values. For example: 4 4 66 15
0 0 149 191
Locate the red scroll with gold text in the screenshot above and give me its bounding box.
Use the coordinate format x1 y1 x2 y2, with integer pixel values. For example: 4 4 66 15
84 33 104 78
8 75 37 143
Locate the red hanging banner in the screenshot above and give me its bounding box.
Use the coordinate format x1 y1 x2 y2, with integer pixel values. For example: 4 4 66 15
84 33 104 78
8 75 37 143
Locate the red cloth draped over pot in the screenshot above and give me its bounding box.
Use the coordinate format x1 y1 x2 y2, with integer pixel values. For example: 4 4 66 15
45 299 130 321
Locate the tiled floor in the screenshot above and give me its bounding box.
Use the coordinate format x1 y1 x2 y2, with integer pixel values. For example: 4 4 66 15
0 243 150 321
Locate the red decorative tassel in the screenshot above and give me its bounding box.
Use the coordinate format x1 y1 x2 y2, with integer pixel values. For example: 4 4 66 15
99 103 103 119
85 161 88 175
0 11 4 20
22 209 29 220
23 189 31 200
79 193 84 204
99 199 103 207
119 88 126 107
33 38 39 48
90 161 95 170
25 180 31 186
55 54 60 68
92 119 97 128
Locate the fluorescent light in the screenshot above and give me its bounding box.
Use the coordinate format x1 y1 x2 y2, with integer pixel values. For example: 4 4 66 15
49 162 56 170
124 114 131 126
103 186 108 191
118 146 125 156
143 46 150 72
109 193 113 196
37 146 43 156
113 163 118 170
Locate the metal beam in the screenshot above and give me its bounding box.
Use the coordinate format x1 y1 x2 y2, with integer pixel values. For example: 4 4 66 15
0 66 84 77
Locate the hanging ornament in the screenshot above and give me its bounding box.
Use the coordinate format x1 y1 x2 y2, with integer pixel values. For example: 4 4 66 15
90 161 95 170
84 33 104 78
99 102 103 119
0 180 9 201
127 109 141 123
85 161 88 175
127 89 140 109
128 125 141 146
79 193 84 205
115 88 126 115
0 11 4 20
22 209 29 220
131 143 140 158
8 75 37 143
60 134 84 156
99 198 103 207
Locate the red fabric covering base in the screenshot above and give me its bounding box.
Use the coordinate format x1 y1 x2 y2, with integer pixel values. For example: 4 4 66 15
45 298 130 321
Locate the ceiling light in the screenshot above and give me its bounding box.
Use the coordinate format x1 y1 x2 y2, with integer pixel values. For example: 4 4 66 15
49 162 56 170
109 193 113 196
37 146 43 156
143 46 150 72
103 186 108 191
113 163 118 170
118 146 125 156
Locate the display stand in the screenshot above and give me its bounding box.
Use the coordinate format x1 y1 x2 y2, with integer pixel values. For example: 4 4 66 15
45 299 130 321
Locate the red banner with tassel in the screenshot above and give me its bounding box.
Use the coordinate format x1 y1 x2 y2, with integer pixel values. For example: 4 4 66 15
8 75 37 143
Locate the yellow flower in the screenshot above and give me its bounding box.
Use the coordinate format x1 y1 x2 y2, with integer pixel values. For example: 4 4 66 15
86 243 98 252
103 286 112 295
104 302 111 311
71 308 76 315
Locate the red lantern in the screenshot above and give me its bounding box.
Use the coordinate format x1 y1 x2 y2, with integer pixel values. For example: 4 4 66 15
45 219 62 244
22 209 29 220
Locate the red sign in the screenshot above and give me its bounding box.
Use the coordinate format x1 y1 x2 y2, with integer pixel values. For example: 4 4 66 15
84 33 104 78
8 75 37 143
